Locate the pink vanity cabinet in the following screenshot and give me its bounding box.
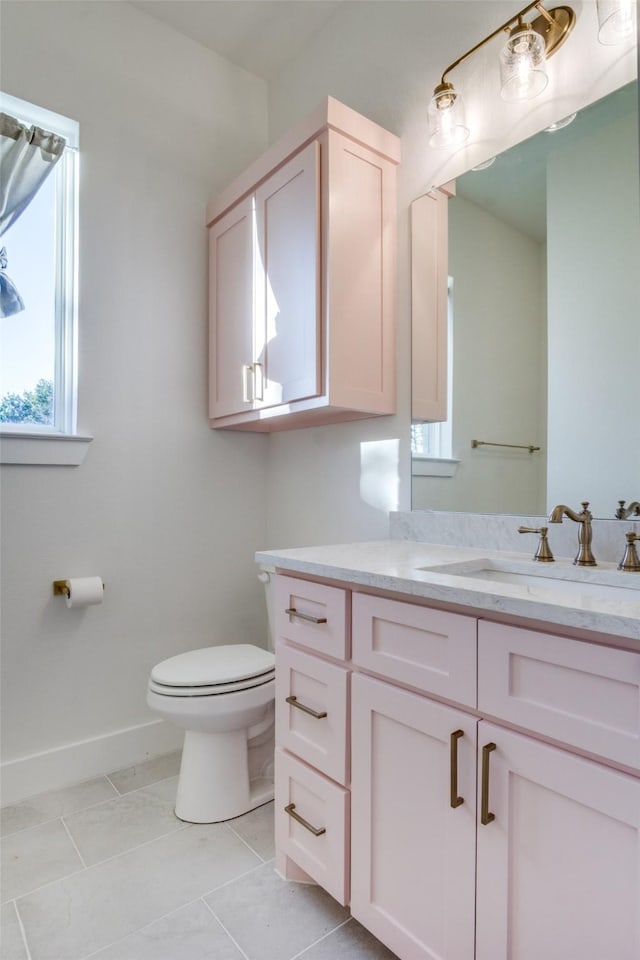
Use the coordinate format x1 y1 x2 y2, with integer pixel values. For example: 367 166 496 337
206 98 401 432
272 571 640 960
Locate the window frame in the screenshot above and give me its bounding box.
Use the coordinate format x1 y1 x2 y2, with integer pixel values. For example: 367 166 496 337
0 93 90 465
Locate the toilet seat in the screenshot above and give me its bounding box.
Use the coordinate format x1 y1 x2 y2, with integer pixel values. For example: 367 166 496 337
149 644 275 698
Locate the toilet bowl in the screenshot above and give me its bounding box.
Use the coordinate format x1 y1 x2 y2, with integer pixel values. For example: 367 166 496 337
146 572 276 824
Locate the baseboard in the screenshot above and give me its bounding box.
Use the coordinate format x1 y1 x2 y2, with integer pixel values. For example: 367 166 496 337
1 719 184 806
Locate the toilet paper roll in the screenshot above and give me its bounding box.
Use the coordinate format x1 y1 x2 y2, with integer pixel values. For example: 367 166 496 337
65 577 104 609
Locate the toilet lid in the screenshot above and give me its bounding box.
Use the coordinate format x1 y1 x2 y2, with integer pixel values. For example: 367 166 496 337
151 644 275 688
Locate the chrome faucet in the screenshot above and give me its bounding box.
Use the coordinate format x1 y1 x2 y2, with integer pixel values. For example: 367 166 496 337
548 501 596 566
615 500 640 520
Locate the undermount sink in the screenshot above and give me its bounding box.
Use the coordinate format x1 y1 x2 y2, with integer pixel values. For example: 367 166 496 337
417 557 640 605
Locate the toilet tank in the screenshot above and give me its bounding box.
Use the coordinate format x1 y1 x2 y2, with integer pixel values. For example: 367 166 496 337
257 565 276 651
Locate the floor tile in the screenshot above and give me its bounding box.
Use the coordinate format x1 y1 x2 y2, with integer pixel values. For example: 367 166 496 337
88 900 245 960
16 822 261 960
205 862 349 960
296 918 399 959
139 776 178 804
1 819 83 902
227 801 275 861
64 789 182 866
108 751 182 794
1 901 29 960
1 778 117 839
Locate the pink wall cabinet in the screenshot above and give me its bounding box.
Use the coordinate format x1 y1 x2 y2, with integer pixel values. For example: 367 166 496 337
206 98 401 431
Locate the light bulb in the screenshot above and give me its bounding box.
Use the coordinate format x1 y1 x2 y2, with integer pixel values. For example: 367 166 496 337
428 82 470 148
597 0 637 43
500 22 548 102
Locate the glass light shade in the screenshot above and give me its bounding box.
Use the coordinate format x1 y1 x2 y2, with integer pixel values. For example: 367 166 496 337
428 84 469 148
499 23 548 102
597 0 637 43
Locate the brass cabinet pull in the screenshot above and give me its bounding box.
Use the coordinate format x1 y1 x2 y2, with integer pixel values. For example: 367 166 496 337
284 802 326 836
285 695 327 719
285 607 327 625
253 361 264 401
242 363 253 403
450 729 464 808
481 742 497 825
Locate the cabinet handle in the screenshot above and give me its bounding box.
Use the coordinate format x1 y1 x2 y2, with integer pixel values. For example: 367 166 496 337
284 802 326 836
253 361 264 401
285 607 327 625
242 364 254 403
481 742 497 825
285 695 327 719
450 729 464 808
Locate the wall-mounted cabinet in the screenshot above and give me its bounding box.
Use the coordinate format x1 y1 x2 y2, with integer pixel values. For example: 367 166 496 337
206 98 401 432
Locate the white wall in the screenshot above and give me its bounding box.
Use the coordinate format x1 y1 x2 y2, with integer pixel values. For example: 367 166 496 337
0 0 636 801
547 103 640 517
263 0 636 548
412 196 546 514
0 1 270 801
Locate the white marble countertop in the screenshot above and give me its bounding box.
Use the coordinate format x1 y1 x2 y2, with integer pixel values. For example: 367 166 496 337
255 540 640 644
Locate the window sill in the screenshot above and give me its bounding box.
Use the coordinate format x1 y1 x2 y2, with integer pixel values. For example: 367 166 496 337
412 456 460 478
0 432 93 466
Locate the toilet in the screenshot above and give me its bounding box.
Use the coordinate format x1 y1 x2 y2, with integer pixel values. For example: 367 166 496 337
146 569 276 824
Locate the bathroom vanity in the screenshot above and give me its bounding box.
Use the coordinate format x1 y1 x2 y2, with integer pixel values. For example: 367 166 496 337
257 539 640 960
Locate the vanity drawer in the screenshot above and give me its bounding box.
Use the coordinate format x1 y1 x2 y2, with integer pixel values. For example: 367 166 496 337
478 621 640 770
274 748 350 906
352 593 477 706
276 643 349 785
275 575 349 660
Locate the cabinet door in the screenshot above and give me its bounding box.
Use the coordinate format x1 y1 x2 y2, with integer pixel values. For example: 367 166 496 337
208 196 255 419
476 721 640 960
351 673 476 960
324 131 396 414
254 141 321 409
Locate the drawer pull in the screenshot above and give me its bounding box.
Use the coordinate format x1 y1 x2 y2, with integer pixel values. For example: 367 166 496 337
481 742 497 826
284 802 326 836
285 607 327 625
285 695 327 719
450 729 464 809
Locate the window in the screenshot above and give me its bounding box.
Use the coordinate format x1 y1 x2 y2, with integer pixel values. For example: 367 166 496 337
411 277 458 477
0 93 88 464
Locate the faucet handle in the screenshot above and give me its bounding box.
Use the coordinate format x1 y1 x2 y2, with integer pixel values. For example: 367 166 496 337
518 526 554 562
618 532 640 572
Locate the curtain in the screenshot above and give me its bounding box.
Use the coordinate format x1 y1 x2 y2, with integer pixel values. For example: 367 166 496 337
0 112 67 318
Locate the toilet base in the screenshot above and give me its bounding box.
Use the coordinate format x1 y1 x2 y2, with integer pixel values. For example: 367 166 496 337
174 728 274 823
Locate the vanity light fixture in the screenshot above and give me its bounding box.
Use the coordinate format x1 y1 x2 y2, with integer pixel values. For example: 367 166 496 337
596 0 637 44
544 111 577 131
428 2 576 147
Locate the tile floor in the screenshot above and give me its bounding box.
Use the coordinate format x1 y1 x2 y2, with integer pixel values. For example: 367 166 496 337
1 752 398 960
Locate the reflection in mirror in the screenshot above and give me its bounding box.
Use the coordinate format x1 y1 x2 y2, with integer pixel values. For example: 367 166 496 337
412 81 639 520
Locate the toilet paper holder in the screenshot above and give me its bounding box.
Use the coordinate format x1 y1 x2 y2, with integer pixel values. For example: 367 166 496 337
52 579 105 597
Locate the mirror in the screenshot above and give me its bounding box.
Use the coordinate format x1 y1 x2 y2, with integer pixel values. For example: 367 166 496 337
411 80 639 520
